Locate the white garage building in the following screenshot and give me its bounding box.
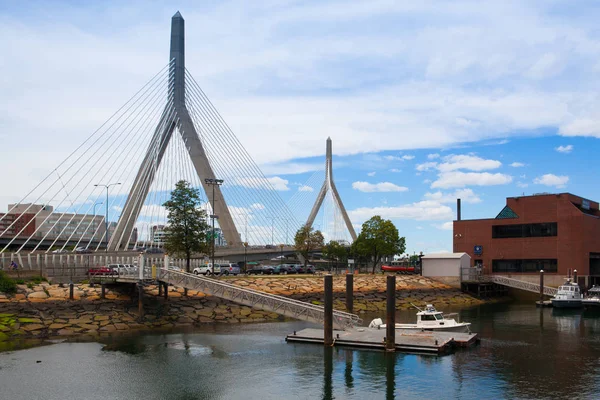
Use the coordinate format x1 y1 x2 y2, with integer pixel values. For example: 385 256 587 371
421 252 471 288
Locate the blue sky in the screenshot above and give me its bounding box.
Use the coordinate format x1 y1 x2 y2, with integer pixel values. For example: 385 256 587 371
2 1 600 252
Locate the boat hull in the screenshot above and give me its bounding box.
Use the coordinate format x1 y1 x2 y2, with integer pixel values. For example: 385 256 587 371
551 299 582 308
582 299 600 308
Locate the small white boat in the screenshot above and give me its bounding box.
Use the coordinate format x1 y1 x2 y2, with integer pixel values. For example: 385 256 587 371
369 304 472 333
583 286 600 308
551 279 583 309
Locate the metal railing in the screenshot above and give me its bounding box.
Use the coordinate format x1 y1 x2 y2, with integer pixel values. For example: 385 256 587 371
158 269 362 330
489 275 557 296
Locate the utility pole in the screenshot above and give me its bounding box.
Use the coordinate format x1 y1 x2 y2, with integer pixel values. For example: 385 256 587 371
205 178 223 271
94 183 121 251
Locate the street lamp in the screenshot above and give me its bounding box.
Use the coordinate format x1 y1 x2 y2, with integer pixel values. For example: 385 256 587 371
93 202 103 243
205 178 224 271
243 242 248 273
279 243 285 266
94 182 121 252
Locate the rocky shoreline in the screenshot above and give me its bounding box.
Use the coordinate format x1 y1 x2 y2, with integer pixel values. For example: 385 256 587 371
0 275 485 349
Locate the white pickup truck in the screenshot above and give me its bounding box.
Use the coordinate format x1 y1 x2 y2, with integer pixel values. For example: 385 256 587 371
192 263 240 276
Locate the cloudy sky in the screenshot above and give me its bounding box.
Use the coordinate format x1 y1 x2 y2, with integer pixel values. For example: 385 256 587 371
2 0 600 253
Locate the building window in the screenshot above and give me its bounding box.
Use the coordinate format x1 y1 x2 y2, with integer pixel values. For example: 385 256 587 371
492 259 557 273
492 222 557 238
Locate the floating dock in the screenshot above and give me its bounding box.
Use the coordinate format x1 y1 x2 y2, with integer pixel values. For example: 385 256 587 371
286 327 479 355
536 300 553 307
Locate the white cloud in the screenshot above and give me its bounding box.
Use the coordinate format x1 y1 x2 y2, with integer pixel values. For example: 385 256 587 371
427 154 440 160
437 154 501 172
298 185 314 192
367 171 376 177
266 177 290 191
401 155 414 160
517 182 529 188
555 145 573 153
139 204 168 219
384 155 402 161
533 174 569 188
250 203 265 210
260 162 324 175
433 221 454 230
431 171 512 188
349 200 453 222
559 119 600 138
389 168 401 173
416 162 438 172
352 181 408 193
510 162 525 167
424 189 482 204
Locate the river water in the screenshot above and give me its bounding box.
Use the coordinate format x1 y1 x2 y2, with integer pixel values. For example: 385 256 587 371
1 302 600 399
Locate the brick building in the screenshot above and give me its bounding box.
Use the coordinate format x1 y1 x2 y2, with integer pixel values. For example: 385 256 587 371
453 193 600 287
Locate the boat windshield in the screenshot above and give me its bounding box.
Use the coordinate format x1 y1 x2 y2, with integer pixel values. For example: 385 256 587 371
434 313 444 321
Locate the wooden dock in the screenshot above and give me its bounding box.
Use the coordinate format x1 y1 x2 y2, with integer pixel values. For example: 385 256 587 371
286 327 479 355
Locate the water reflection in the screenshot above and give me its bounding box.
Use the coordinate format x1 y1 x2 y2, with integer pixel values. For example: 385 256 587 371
4 303 600 399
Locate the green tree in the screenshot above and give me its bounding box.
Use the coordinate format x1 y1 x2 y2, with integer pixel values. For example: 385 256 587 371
352 216 406 274
163 180 210 274
294 225 325 267
323 240 349 270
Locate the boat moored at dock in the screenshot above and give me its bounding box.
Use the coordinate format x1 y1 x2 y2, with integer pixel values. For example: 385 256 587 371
551 279 582 308
369 304 472 333
583 286 600 308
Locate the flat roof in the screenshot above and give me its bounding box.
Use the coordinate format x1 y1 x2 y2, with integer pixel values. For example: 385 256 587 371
422 252 468 259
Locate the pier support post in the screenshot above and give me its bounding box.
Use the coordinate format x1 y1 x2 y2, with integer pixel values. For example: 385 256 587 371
101 283 106 299
69 282 74 300
539 269 544 304
386 275 396 352
163 282 168 300
158 282 163 296
324 274 333 346
346 273 353 313
138 281 144 321
574 269 578 286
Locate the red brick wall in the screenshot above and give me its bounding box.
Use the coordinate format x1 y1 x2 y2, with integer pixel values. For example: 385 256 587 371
453 193 600 276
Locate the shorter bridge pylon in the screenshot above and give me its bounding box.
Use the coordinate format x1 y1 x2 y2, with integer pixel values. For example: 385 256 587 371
306 138 357 241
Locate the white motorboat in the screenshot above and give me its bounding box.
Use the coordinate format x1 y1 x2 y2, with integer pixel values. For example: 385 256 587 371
368 304 472 333
583 286 600 308
551 279 583 308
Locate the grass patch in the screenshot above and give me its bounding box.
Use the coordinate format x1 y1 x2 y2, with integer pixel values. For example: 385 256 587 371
0 271 17 294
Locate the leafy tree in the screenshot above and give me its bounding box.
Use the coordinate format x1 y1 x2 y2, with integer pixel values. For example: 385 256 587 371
163 180 210 274
352 216 406 274
294 225 325 267
323 240 349 270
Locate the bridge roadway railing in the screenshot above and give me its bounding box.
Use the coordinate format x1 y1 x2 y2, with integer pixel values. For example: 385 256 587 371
158 268 362 330
489 275 557 296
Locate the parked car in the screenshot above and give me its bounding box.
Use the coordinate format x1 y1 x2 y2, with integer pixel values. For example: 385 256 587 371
193 263 221 275
305 265 315 274
74 246 92 254
274 264 296 275
51 248 68 254
294 264 308 274
246 265 275 275
88 266 115 276
133 247 147 252
144 247 164 254
219 263 241 276
167 265 182 272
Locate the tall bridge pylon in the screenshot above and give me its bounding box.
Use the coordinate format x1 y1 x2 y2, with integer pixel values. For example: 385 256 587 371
305 138 357 241
0 11 301 253
109 12 239 250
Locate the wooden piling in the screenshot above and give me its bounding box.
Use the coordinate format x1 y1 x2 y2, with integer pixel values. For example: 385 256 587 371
386 275 396 352
324 275 333 346
101 283 106 299
138 282 144 320
163 282 168 300
69 282 74 300
346 273 353 313
158 282 163 297
574 269 578 285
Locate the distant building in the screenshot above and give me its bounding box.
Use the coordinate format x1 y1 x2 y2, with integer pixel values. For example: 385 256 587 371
151 225 166 244
454 193 600 287
2 203 108 243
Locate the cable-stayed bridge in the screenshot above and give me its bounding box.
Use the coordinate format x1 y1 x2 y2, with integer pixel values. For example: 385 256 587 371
0 12 356 259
